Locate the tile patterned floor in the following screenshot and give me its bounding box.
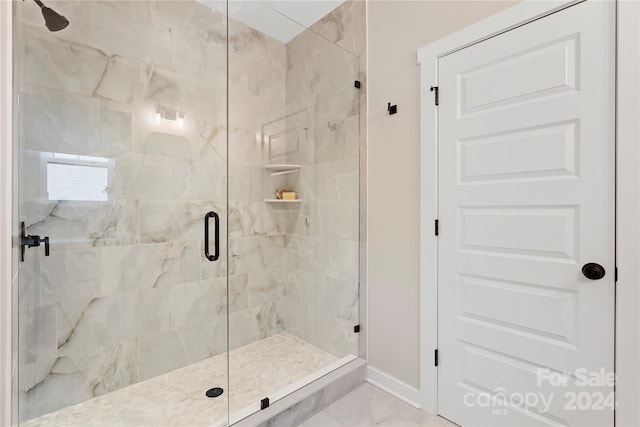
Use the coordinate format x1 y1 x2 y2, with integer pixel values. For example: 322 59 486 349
23 332 339 426
297 383 458 427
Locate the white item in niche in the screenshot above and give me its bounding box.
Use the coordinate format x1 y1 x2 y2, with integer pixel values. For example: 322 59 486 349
264 164 302 176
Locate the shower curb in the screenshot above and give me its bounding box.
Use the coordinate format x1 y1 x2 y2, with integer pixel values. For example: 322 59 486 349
232 358 367 427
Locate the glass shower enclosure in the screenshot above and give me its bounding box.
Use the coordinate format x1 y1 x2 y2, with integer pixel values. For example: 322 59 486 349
14 0 360 425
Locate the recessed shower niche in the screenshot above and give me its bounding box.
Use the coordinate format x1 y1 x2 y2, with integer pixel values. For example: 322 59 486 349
14 0 362 425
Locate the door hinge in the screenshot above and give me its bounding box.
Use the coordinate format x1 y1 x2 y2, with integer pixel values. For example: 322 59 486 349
434 349 439 367
430 86 439 106
354 80 361 89
615 267 618 282
434 219 439 236
354 324 360 333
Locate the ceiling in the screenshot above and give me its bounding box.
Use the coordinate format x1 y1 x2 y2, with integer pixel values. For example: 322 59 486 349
203 0 345 43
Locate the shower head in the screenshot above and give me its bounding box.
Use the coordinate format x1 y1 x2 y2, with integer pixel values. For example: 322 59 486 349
32 0 69 32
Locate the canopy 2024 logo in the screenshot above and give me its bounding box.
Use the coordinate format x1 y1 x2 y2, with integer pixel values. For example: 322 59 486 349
462 368 615 416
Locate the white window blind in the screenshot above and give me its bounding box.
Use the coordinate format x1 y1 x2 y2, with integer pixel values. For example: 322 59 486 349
47 162 109 201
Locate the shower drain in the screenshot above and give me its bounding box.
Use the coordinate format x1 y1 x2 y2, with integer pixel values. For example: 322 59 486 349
205 387 224 398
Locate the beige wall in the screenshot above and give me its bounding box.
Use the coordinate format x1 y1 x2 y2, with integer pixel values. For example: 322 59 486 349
366 0 517 388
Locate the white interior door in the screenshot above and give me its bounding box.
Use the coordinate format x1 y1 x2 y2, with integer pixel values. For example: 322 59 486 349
437 1 615 426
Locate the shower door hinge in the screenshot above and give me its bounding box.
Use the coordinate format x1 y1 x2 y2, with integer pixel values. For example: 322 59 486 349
261 397 270 410
354 325 360 333
354 80 361 89
434 219 439 236
434 349 439 367
430 86 439 106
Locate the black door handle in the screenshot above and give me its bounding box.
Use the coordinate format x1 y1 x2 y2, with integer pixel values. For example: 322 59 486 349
204 212 219 262
582 263 606 280
20 221 50 262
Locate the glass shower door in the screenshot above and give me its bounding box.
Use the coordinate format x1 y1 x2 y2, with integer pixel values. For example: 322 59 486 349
226 2 361 421
15 1 230 425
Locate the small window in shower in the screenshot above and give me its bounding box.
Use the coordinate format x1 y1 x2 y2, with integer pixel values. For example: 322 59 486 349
46 153 110 201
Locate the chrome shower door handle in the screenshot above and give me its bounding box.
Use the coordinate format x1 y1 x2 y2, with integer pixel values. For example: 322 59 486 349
204 211 219 262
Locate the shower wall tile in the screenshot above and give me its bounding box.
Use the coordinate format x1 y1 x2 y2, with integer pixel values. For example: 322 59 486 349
56 297 96 348
141 131 190 159
170 30 227 80
129 153 193 199
315 158 359 200
137 286 173 331
151 0 227 44
276 0 364 359
316 200 359 241
143 67 222 123
139 329 188 381
177 315 228 364
228 303 284 351
24 359 56 393
260 235 287 267
23 305 57 364
199 244 229 281
22 91 102 149
288 237 358 284
277 301 357 358
247 270 285 308
22 198 139 248
57 292 142 356
275 301 309 342
326 277 359 324
20 3 174 72
93 56 149 105
101 107 134 152
138 200 224 243
19 246 101 310
170 279 228 326
99 241 201 295
315 113 360 165
22 34 110 98
229 274 251 313
228 236 266 276
228 201 279 238
308 1 366 58
39 338 140 396
24 362 92 421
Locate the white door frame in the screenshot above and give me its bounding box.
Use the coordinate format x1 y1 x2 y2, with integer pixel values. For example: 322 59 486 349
417 1 640 425
0 0 14 426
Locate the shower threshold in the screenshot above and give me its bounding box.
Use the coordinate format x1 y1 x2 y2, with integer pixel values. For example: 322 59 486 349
22 332 354 426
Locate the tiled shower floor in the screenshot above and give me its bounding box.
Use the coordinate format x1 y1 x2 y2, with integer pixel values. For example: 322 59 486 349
22 332 340 426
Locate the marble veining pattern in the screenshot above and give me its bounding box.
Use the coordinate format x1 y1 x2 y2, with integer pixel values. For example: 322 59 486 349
270 6 361 358
17 0 363 421
22 332 339 427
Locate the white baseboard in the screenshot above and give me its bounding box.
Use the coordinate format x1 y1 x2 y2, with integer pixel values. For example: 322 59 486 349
365 365 421 409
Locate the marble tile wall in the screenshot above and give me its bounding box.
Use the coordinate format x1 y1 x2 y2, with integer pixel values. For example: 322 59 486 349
16 0 286 420
272 0 365 358
307 0 368 361
16 0 364 422
226 15 288 356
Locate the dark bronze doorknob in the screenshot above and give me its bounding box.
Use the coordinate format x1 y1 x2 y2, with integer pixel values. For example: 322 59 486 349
582 263 606 280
